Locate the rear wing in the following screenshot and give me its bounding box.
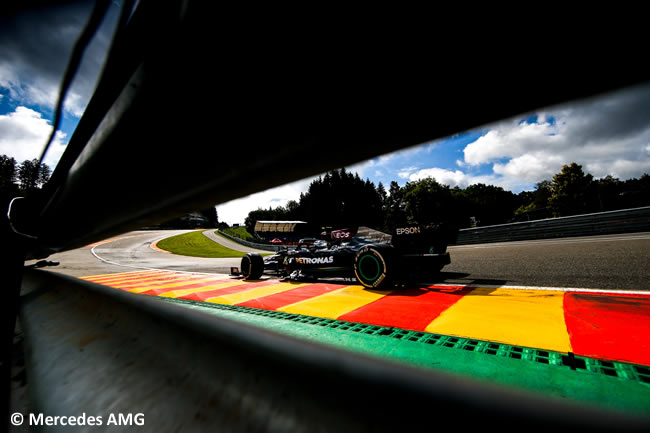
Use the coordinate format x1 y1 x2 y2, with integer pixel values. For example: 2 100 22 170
391 223 458 254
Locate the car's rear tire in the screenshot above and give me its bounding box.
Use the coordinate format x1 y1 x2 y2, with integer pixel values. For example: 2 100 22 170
354 245 394 289
241 253 264 280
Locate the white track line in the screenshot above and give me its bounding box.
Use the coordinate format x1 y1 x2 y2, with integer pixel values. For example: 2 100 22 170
431 282 649 296
90 235 220 276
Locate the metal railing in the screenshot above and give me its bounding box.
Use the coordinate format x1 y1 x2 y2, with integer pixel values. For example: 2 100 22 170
216 230 283 251
456 206 650 245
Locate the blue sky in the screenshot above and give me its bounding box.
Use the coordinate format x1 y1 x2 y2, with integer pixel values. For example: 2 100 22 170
347 131 491 188
0 1 118 167
0 87 80 166
2 3 650 225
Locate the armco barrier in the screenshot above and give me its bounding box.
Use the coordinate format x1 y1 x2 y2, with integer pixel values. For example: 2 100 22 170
216 230 282 251
455 206 650 245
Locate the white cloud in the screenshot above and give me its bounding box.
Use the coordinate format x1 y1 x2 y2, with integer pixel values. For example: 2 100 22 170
0 2 125 171
346 141 438 181
0 2 120 120
397 166 419 179
463 120 563 167
1 58 91 120
492 153 564 182
0 106 67 167
216 176 316 225
457 85 650 187
586 158 650 181
403 167 508 189
346 151 400 179
0 62 19 91
406 167 469 186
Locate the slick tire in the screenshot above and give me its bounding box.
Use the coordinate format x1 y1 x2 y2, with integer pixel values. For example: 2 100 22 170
241 253 264 280
354 245 394 289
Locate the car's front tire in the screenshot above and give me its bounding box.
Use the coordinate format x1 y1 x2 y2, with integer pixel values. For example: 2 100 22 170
241 253 264 280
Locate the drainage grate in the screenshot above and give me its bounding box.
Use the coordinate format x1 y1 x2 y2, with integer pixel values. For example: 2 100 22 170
634 366 650 384
161 297 650 385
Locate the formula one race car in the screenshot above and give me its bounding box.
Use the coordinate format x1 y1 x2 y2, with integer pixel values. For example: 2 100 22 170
236 224 455 289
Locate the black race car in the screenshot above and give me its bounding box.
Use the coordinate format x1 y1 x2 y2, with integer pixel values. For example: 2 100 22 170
236 224 455 289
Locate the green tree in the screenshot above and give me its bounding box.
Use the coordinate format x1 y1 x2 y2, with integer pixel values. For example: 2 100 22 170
533 180 552 210
285 200 299 218
0 155 19 209
402 177 455 224
549 163 594 216
513 179 552 221
17 158 51 193
461 183 518 226
199 206 219 227
294 168 384 230
619 174 650 208
383 181 407 231
245 206 291 234
593 175 622 211
0 155 18 191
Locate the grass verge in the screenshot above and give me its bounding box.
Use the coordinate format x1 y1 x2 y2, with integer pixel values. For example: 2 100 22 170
220 226 257 242
156 230 248 258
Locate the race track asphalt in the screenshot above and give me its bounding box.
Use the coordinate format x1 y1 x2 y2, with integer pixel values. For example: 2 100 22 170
444 232 650 291
39 230 650 291
41 230 650 291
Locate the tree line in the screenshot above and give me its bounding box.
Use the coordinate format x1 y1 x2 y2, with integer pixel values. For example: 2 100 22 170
0 155 52 207
244 164 650 235
515 163 650 220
